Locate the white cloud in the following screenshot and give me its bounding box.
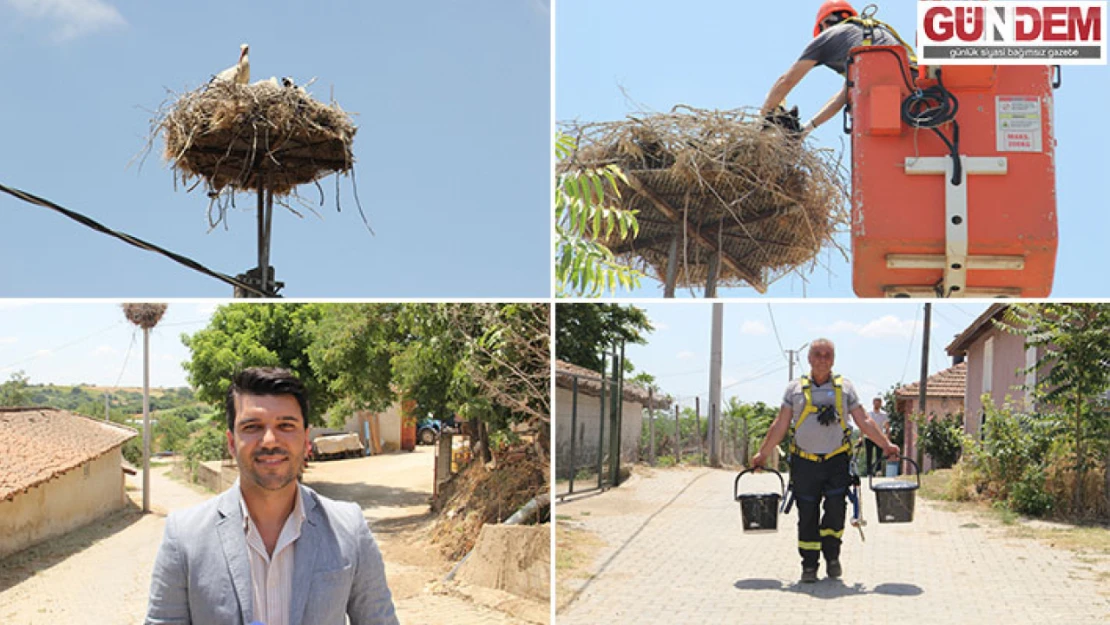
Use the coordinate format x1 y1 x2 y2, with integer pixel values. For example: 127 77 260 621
653 320 670 332
0 336 17 345
815 316 917 340
857 315 918 339
677 350 696 361
7 0 126 42
35 349 52 358
94 344 116 355
740 320 769 336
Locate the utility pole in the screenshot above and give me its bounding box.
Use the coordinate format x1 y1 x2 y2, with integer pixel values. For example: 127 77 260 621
916 303 932 474
708 303 723 467
785 342 809 381
142 325 152 514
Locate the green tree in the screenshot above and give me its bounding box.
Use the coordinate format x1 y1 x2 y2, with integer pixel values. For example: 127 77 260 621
184 424 228 474
555 132 643 296
555 303 653 372
998 304 1110 513
182 303 332 425
0 371 31 407
918 412 963 469
307 304 404 423
156 412 191 452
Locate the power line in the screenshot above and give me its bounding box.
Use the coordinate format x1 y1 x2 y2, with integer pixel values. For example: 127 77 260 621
113 328 139 389
0 320 124 373
900 305 921 384
766 304 788 363
0 182 269 297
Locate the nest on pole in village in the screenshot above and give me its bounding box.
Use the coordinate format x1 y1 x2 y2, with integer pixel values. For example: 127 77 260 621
121 303 168 330
159 81 356 198
559 105 849 293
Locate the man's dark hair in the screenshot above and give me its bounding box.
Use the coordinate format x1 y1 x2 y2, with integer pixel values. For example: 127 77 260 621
225 367 310 431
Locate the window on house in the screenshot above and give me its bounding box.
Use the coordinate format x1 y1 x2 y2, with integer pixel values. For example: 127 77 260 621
1024 343 1038 410
982 337 994 396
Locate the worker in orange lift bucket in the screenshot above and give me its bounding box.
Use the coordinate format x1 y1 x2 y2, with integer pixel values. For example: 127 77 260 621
759 1 904 139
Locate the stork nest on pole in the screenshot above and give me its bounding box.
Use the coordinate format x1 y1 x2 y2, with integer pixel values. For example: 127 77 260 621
159 81 356 197
121 303 168 330
559 106 849 293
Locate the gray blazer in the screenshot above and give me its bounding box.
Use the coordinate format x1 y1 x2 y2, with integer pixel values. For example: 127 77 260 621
146 482 398 625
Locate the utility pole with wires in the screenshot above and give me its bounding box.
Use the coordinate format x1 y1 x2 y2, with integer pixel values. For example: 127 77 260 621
708 303 723 467
785 342 809 381
915 302 932 473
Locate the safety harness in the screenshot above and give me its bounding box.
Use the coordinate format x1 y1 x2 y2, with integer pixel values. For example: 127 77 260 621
841 4 918 65
789 374 852 462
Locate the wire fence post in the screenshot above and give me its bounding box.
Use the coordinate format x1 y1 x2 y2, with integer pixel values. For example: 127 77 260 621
674 404 681 465
648 388 656 466
695 396 704 465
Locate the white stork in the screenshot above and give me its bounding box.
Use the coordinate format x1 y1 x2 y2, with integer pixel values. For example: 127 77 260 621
212 43 250 85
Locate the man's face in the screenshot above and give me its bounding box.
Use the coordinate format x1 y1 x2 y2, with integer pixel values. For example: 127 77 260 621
808 343 835 379
226 393 310 493
873 398 883 411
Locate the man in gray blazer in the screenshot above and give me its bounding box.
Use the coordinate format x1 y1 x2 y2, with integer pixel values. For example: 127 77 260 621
146 367 398 625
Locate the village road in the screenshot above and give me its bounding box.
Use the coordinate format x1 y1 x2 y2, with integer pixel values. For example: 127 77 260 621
557 466 1110 625
0 448 547 624
0 464 210 625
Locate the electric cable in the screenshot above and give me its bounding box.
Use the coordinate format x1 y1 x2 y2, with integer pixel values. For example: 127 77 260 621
0 182 270 297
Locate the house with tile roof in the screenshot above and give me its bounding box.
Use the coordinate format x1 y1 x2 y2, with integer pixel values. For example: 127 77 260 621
945 304 1041 440
0 407 137 559
555 360 671 480
895 361 967 473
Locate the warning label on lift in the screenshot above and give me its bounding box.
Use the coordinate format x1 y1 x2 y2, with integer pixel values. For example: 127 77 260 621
997 96 1042 152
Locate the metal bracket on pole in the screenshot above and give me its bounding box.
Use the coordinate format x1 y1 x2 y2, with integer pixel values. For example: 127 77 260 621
898 155 1008 297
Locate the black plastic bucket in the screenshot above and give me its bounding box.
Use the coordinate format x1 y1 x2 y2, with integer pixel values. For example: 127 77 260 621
869 457 920 523
733 468 785 533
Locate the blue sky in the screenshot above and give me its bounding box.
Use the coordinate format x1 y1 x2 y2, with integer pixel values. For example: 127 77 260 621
556 1 1110 298
0 301 211 388
0 0 550 297
623 301 989 410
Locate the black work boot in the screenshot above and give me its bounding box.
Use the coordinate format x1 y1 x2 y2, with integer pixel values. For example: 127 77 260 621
801 566 819 583
826 560 842 579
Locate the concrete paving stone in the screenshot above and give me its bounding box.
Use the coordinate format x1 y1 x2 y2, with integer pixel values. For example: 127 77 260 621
556 467 1110 625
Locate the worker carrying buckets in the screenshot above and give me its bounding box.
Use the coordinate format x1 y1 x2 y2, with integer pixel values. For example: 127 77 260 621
870 457 921 523
733 467 786 533
744 339 902 582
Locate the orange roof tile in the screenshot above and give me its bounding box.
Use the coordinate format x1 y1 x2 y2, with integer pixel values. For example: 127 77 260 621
555 360 672 409
895 362 967 399
0 408 137 502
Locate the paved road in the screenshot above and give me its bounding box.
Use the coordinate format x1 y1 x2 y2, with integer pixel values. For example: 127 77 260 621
0 451 546 624
557 466 1110 625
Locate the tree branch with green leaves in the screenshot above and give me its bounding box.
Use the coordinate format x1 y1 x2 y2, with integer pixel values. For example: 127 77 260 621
555 132 643 296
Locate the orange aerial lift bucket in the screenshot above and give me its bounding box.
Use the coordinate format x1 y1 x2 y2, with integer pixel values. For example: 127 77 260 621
848 45 1058 298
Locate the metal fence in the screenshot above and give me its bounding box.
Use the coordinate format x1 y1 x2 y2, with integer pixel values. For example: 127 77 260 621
557 347 625 499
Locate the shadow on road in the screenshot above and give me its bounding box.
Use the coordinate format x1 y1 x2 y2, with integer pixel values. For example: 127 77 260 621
304 480 430 511
734 578 923 598
0 500 145 594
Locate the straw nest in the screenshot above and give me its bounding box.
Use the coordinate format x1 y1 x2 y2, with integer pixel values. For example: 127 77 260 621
559 106 849 293
160 81 356 196
121 303 168 330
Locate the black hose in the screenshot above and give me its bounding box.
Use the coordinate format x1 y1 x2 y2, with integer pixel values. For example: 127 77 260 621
901 69 962 185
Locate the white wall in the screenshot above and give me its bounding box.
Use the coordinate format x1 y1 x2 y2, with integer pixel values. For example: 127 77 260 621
555 386 644 472
0 448 127 559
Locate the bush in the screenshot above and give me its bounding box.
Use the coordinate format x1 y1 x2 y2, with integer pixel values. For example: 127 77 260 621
121 437 143 466
1009 464 1054 516
184 425 227 474
919 413 963 469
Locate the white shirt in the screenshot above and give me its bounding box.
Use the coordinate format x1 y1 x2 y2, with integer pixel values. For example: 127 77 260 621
239 485 306 625
869 409 889 430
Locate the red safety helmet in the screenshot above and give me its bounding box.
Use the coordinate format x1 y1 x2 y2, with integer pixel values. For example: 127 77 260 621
813 0 858 37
